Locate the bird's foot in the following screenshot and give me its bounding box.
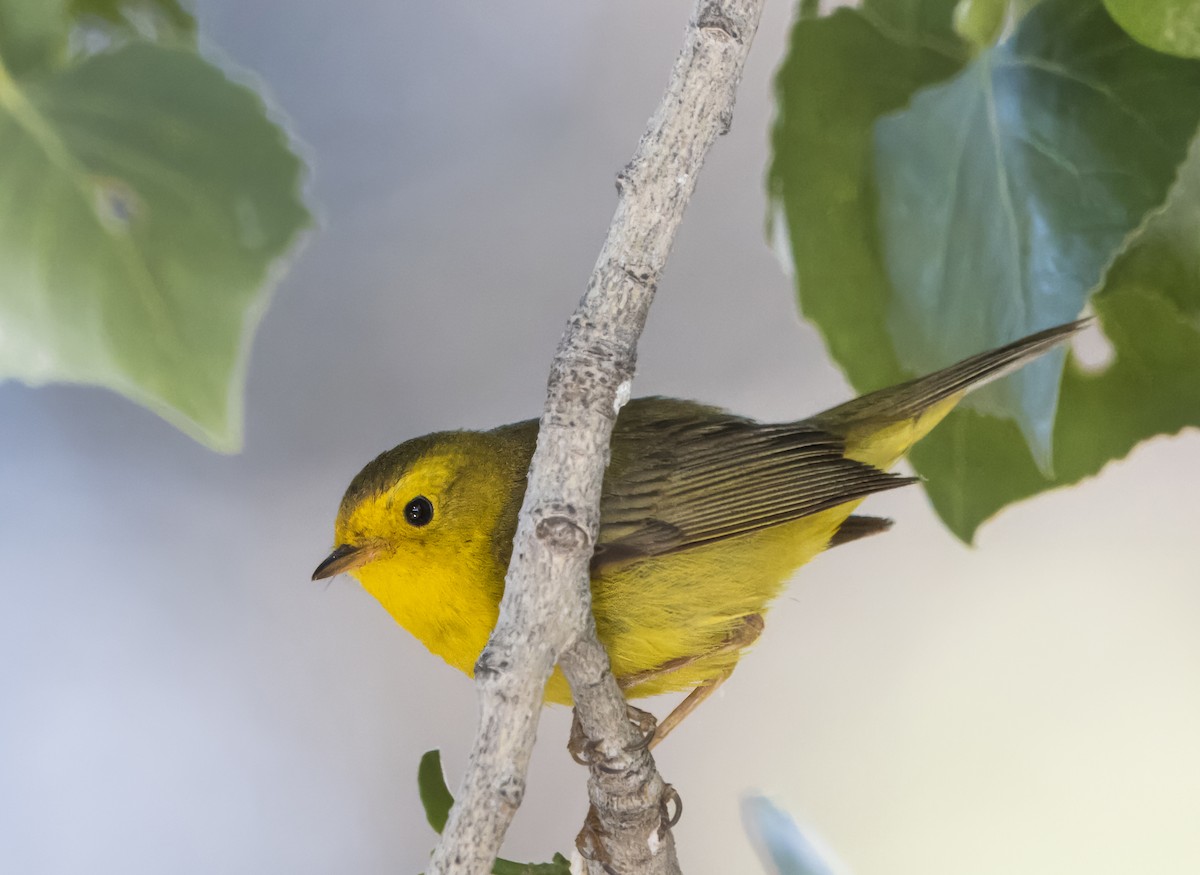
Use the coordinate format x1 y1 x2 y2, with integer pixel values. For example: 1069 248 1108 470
624 704 658 751
575 804 617 874
568 704 658 768
659 783 683 831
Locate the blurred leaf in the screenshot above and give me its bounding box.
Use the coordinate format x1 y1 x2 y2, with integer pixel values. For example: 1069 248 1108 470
742 796 845 875
0 41 309 451
953 0 1009 49
911 140 1200 539
0 0 69 75
769 0 968 396
417 750 455 835
862 0 972 38
490 857 571 875
69 0 196 47
772 0 1200 539
417 751 571 875
874 0 1200 468
1103 0 1200 58
71 0 194 30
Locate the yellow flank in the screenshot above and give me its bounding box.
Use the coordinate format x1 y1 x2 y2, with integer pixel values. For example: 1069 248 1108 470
839 393 963 470
546 506 849 704
314 322 1082 709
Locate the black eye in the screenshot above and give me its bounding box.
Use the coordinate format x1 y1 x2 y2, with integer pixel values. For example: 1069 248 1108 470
404 496 434 527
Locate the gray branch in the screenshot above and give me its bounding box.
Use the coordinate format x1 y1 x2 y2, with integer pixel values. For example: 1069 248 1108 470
426 2 767 873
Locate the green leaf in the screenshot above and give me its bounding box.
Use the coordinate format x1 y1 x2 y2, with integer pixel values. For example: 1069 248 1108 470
491 858 571 875
68 0 197 47
772 0 1200 539
911 140 1200 540
953 0 1010 50
768 0 968 397
0 42 309 451
873 0 1200 468
417 750 455 836
1103 0 1200 59
417 751 571 875
862 0 974 38
0 0 69 76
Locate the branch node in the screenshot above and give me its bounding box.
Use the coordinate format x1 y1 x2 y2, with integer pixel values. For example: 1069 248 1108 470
616 159 640 195
621 266 656 289
535 514 591 552
473 644 510 679
718 106 734 135
494 772 526 809
696 3 741 42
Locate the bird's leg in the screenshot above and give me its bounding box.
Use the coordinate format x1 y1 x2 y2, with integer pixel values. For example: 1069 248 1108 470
648 670 730 750
570 613 763 861
620 613 765 749
571 614 764 763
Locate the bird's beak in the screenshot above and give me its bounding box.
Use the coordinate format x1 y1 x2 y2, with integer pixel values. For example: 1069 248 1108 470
312 543 378 580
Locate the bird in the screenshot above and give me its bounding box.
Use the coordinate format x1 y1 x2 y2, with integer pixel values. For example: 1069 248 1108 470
313 320 1083 746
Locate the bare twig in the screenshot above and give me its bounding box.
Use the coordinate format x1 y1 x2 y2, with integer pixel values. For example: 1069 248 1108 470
427 2 767 873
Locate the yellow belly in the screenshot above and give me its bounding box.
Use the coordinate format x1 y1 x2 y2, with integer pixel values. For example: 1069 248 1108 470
543 503 854 704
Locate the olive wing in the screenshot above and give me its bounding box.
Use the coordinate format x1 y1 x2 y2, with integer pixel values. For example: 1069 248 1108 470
592 398 913 570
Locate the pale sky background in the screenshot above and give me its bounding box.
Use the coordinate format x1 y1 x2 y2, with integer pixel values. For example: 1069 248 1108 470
2 1 1199 873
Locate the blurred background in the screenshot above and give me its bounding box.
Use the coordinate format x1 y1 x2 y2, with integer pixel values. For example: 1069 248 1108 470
2 1 1198 872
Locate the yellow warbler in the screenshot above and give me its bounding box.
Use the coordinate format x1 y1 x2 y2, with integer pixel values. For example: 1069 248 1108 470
314 322 1081 743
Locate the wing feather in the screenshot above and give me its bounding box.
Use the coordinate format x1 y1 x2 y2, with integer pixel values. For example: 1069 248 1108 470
593 399 912 570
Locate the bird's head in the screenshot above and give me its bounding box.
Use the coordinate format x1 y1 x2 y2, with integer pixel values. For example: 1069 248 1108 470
312 428 530 598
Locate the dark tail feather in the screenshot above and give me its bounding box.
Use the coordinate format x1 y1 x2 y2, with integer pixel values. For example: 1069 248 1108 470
811 320 1089 429
828 515 893 548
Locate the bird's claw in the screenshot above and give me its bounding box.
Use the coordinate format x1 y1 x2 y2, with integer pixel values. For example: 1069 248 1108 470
575 784 682 868
624 704 657 751
567 711 598 766
659 783 682 831
576 805 618 874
